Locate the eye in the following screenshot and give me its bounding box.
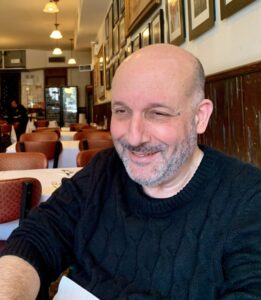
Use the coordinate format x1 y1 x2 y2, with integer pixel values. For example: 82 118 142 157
111 106 131 119
146 110 172 120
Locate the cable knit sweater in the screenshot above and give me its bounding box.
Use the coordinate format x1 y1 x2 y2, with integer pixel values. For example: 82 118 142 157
2 146 261 299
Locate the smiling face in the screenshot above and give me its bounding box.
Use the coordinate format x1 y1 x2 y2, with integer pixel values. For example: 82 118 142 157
111 44 211 189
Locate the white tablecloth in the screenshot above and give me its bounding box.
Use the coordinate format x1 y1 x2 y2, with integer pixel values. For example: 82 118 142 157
6 140 80 168
0 167 82 239
60 131 76 141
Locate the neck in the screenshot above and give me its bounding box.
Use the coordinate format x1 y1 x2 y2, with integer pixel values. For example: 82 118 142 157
143 147 204 198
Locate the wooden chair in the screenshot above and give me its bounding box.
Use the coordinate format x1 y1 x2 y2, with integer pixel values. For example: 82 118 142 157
76 148 104 167
79 138 114 151
73 130 111 141
69 123 90 132
0 123 12 152
0 177 42 252
0 152 48 170
16 141 63 168
19 131 59 142
35 127 61 138
34 119 49 128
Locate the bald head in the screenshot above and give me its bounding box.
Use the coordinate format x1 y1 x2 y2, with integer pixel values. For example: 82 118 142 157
112 44 205 107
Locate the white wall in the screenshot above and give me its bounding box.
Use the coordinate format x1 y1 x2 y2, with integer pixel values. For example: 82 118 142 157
67 67 91 107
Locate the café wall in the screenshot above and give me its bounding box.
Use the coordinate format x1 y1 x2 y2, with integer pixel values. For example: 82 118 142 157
94 0 260 95
21 49 92 109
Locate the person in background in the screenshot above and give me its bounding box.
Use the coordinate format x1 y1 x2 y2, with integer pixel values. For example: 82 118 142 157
8 99 28 139
0 44 260 300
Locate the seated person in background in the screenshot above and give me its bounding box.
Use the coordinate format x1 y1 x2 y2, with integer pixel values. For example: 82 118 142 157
0 44 261 300
8 99 28 139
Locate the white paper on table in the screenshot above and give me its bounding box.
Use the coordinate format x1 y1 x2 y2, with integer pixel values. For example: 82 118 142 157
53 276 100 300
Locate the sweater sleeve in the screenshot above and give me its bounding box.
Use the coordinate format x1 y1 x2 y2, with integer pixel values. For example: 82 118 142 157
219 189 261 299
1 166 95 285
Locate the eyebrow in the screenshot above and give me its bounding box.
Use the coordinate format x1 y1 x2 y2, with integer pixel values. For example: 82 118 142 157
111 101 173 110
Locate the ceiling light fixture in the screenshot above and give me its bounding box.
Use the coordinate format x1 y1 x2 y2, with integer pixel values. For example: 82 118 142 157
43 0 59 13
50 13 63 39
68 38 76 65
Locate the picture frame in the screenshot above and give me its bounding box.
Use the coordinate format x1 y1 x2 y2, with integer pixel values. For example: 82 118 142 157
106 67 111 90
188 0 215 40
166 0 185 45
113 0 119 26
220 0 256 20
113 22 119 56
94 45 106 103
119 15 126 48
141 24 151 47
132 34 141 52
119 0 125 14
105 11 109 39
125 0 161 36
126 39 132 57
151 9 164 44
119 48 126 64
108 5 113 60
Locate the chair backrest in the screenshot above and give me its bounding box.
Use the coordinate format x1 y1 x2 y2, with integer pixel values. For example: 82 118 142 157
0 177 42 224
20 131 59 141
35 127 61 138
0 124 12 152
0 152 48 170
69 123 90 132
79 138 114 151
73 130 111 141
34 120 49 128
76 148 103 167
16 141 63 168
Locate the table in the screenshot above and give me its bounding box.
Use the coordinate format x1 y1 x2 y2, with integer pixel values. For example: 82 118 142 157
0 167 82 239
60 131 76 141
6 140 80 168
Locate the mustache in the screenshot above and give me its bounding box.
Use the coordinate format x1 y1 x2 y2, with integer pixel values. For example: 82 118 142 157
117 140 167 154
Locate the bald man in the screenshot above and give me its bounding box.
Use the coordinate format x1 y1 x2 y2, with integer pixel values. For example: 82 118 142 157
1 44 261 300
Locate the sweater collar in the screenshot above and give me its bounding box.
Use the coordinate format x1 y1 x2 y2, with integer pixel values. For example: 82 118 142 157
124 146 220 216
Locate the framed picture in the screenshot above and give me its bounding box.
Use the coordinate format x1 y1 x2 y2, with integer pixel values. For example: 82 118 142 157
132 34 141 52
106 67 111 90
113 22 119 55
141 24 151 47
126 39 132 56
166 0 185 45
119 48 126 64
151 9 164 44
125 0 161 36
113 0 119 26
108 5 113 60
119 16 126 48
93 45 106 103
119 0 125 13
105 11 109 39
113 58 120 76
188 0 215 40
220 0 256 20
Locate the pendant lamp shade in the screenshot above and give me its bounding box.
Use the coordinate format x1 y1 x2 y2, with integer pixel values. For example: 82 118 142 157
68 38 77 65
50 13 62 39
43 0 59 13
52 47 63 55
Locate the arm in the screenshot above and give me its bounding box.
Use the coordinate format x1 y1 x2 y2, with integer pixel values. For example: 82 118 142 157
0 255 40 300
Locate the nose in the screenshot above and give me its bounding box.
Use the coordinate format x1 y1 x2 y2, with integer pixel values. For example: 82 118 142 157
126 114 150 146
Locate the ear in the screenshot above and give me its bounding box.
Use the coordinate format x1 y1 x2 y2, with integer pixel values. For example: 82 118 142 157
194 99 213 134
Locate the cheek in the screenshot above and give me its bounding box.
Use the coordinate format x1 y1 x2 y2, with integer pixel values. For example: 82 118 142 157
110 117 126 139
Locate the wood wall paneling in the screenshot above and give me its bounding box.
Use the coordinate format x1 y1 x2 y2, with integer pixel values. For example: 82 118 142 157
201 61 261 167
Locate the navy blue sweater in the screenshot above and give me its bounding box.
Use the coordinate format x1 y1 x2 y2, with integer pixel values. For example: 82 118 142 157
2 146 261 299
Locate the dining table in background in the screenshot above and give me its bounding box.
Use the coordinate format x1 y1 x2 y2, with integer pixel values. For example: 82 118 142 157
6 140 80 168
0 167 82 240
